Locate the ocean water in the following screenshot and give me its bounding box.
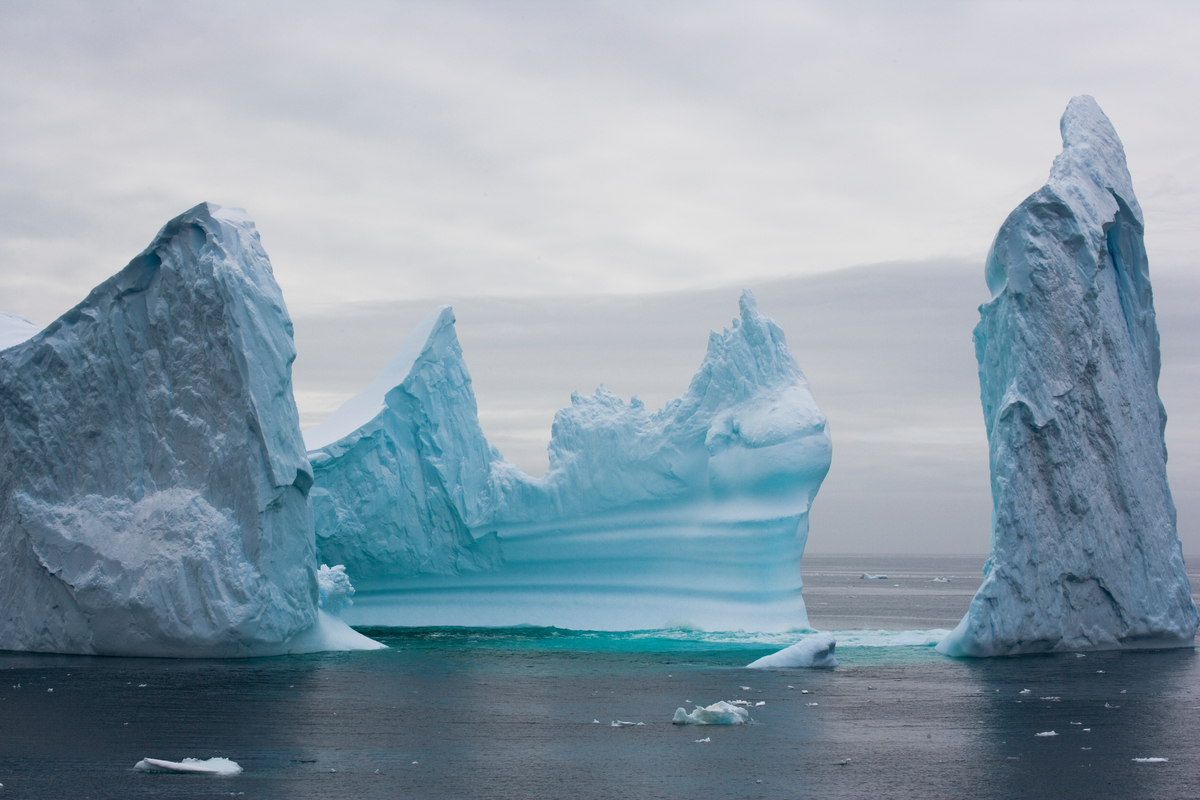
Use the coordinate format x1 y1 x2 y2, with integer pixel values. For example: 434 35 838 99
2 554 1199 799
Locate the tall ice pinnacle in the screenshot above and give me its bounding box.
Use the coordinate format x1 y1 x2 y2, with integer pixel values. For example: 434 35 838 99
0 203 380 656
938 97 1198 657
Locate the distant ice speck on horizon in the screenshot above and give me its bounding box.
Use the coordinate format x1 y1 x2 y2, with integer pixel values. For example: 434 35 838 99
0 203 380 657
937 96 1199 658
746 631 838 669
313 290 831 632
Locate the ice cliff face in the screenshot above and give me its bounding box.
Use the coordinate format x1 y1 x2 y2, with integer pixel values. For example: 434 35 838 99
313 290 831 632
304 306 503 581
0 203 375 656
938 97 1198 657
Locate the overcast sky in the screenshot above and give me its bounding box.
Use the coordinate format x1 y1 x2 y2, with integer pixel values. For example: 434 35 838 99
2 2 1198 554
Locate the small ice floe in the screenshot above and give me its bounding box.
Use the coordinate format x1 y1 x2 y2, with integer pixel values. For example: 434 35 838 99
746 632 837 669
134 757 243 775
1076 653 1086 658
837 758 851 766
806 702 819 707
694 737 710 743
787 685 794 690
755 701 766 707
1082 747 1092 750
672 701 750 725
740 686 751 691
1070 722 1082 726
47 688 53 692
1096 670 1105 674
592 719 600 724
1035 731 1058 737
1019 689 1031 695
801 690 810 694
1040 697 1061 702
861 574 887 580
930 577 951 583
1120 689 1127 694
731 700 752 706
1083 728 1091 732
611 720 645 727
1133 757 1168 763
1105 703 1120 709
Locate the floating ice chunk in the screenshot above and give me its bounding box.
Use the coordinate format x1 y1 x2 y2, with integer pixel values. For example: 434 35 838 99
672 701 750 725
740 686 751 691
1133 758 1168 763
1035 731 1058 737
746 632 837 669
1105 703 1120 708
930 577 951 583
592 719 600 724
755 701 766 707
1040 697 1061 702
938 96 1199 658
861 574 888 580
611 720 645 727
134 757 243 775
694 737 711 743
1019 689 1032 695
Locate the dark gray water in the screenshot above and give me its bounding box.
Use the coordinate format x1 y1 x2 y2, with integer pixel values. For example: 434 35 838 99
2 555 1199 799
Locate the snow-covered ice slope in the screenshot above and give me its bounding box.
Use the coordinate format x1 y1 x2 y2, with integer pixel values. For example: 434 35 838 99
0 203 377 656
320 289 831 632
0 313 41 351
305 306 503 581
938 97 1199 657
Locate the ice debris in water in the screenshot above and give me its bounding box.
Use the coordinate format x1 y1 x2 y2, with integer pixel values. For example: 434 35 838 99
134 757 243 775
611 720 645 727
1035 731 1058 737
746 632 837 669
1133 758 1168 763
694 737 711 743
309 290 831 632
672 701 751 725
938 96 1198 658
0 203 380 657
861 574 887 580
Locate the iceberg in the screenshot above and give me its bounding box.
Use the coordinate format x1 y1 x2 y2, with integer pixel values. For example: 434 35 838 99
745 631 838 668
312 290 831 631
0 202 379 656
937 97 1199 657
0 313 40 351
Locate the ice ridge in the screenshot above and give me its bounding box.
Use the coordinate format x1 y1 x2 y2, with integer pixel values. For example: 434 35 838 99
937 97 1198 657
0 202 378 656
313 289 832 632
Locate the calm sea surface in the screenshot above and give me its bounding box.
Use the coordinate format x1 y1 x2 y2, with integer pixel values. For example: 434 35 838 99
3 554 1200 799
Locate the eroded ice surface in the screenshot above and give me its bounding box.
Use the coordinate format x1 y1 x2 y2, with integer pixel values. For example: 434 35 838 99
0 203 378 656
937 97 1199 657
746 631 838 669
313 290 831 631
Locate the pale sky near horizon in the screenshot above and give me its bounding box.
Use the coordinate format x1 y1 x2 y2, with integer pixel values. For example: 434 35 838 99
2 1 1198 555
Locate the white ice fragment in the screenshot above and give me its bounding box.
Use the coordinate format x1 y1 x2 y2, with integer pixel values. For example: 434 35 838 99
1019 689 1032 695
746 632 837 669
672 702 750 725
755 701 766 707
134 757 243 775
1040 697 1061 702
1035 731 1058 737
1076 653 1086 658
861 574 888 580
1070 722 1082 725
694 737 711 743
931 577 951 583
787 685 794 690
592 719 600 724
806 702 818 706
1105 703 1120 709
937 96 1199 658
611 720 644 727
740 686 751 691
1133 758 1168 763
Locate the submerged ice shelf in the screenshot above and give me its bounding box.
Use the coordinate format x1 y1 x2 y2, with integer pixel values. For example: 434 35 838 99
309 290 832 632
938 97 1198 657
0 203 379 657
